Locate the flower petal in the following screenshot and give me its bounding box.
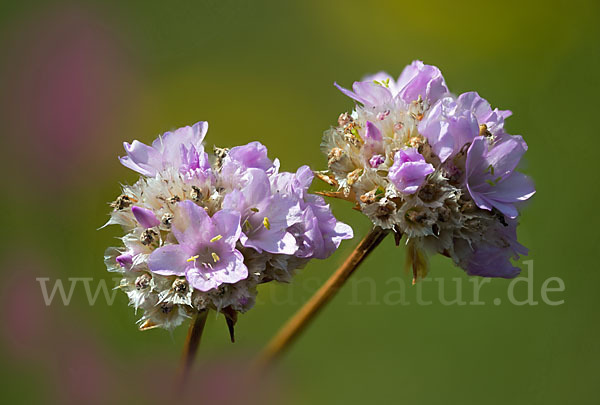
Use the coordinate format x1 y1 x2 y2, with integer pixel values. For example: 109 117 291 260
120 140 162 176
147 244 189 276
212 250 248 284
186 267 220 292
211 209 242 247
131 206 160 229
172 200 213 248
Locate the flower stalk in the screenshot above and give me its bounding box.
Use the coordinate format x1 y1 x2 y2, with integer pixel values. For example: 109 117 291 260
255 227 390 368
178 309 209 387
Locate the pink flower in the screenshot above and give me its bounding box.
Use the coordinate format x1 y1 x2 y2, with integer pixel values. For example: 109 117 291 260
466 136 535 219
148 201 247 292
388 148 434 194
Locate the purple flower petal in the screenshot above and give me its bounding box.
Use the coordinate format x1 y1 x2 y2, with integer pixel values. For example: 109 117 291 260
222 168 298 254
120 121 208 176
488 171 536 203
300 195 354 259
466 137 535 219
211 209 242 247
388 148 434 194
119 140 162 176
150 199 248 288
334 80 393 107
362 71 401 94
369 154 385 168
396 60 449 104
466 244 521 278
212 250 248 285
147 244 189 276
418 96 479 163
227 141 275 172
457 92 512 135
186 267 220 292
171 200 213 249
364 121 382 142
153 121 208 166
131 206 160 229
116 253 133 269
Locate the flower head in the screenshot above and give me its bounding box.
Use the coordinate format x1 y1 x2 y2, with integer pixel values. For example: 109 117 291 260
104 121 353 330
321 61 534 281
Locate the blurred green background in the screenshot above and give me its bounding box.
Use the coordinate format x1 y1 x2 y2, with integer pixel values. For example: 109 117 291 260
0 0 598 403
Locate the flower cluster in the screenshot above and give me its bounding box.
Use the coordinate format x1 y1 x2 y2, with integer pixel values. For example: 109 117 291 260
321 61 535 281
104 122 353 330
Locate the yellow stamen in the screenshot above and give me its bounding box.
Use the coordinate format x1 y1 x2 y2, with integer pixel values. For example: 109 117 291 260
263 216 270 230
187 255 199 262
211 252 220 262
210 235 222 242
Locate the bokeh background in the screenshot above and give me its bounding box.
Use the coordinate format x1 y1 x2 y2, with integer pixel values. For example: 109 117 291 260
1 0 598 403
